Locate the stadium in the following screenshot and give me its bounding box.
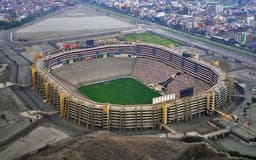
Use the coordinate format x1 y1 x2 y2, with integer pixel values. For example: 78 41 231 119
31 43 234 131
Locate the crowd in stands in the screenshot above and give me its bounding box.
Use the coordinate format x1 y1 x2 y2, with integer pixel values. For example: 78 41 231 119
132 58 176 84
166 73 211 97
132 58 211 98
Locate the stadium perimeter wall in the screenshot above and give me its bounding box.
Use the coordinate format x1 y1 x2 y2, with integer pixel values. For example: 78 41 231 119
32 44 234 131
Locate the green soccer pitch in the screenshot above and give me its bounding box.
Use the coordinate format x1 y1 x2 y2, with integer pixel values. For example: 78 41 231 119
78 78 161 105
120 32 184 47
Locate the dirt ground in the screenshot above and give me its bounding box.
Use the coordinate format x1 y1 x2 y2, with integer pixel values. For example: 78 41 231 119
28 132 235 160
13 5 134 41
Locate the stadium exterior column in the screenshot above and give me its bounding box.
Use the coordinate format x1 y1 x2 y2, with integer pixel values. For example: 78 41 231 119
206 92 211 111
59 92 66 117
65 96 71 120
102 104 110 130
162 104 168 125
31 53 43 90
31 53 42 88
107 104 110 130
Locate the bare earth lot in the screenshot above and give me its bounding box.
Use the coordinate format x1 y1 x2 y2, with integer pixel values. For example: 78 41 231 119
13 6 135 41
29 132 234 160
